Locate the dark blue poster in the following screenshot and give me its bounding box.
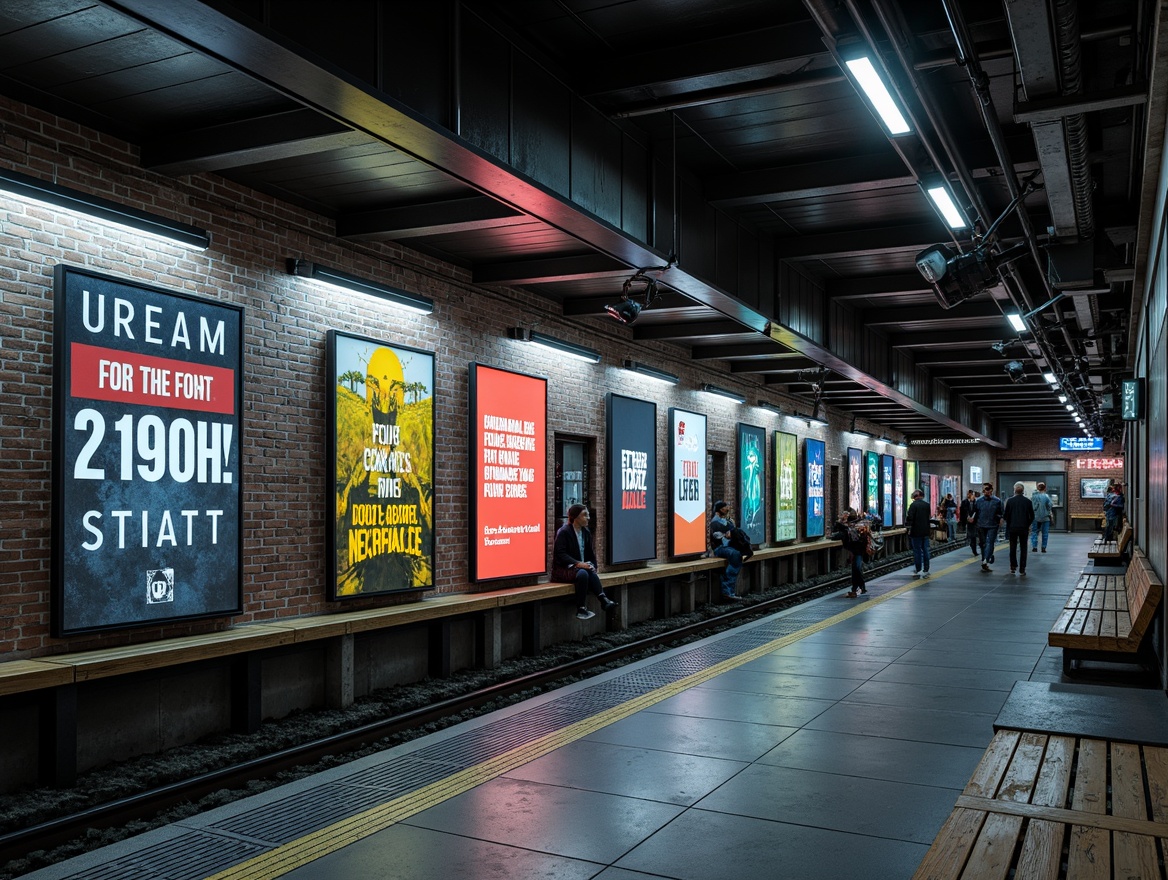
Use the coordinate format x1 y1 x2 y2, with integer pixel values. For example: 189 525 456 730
606 394 657 564
881 454 895 527
805 437 825 538
52 265 243 635
737 423 766 545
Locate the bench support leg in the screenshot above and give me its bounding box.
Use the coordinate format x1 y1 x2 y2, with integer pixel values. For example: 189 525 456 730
429 619 452 678
231 653 262 734
522 602 540 656
680 574 695 614
477 608 502 669
40 684 77 787
654 582 669 619
325 634 355 709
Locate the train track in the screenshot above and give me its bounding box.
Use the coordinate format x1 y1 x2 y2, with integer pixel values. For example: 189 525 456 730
1 549 921 869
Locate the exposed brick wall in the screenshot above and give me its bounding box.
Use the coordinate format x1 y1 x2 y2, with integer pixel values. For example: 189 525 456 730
0 95 827 658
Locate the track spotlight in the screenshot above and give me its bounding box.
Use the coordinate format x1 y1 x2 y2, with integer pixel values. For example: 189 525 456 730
605 267 669 325
991 337 1021 356
1004 361 1027 384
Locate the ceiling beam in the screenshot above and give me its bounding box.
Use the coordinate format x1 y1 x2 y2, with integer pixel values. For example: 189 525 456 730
338 195 525 239
690 343 803 360
632 320 750 340
474 254 632 285
827 273 931 300
561 292 694 317
862 301 1006 325
706 153 913 207
775 222 944 261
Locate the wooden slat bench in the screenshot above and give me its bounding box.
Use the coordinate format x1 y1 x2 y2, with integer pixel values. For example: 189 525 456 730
1087 520 1131 562
1048 550 1163 673
913 728 1168 880
1069 513 1105 532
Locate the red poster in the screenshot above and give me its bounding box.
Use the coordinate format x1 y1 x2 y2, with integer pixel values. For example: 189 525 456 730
471 364 548 580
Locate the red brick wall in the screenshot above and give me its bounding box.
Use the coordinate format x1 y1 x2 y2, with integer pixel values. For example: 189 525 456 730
0 95 835 658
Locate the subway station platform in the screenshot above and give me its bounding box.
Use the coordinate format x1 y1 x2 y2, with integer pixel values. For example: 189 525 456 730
27 534 1168 880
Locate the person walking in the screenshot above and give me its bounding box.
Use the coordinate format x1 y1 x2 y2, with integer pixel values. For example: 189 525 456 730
1004 482 1035 575
974 483 1004 571
709 499 744 601
1030 481 1053 553
960 489 979 556
832 507 869 597
941 492 958 542
906 488 932 578
551 505 617 620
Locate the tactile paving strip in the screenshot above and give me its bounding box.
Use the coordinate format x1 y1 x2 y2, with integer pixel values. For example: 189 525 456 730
58 596 850 879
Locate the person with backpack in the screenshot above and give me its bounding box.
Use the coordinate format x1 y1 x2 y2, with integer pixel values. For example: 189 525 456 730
832 507 869 598
709 499 745 601
906 489 933 578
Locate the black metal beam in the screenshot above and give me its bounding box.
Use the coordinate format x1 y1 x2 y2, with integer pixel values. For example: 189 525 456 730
339 196 524 239
774 222 944 261
475 254 633 286
706 153 913 207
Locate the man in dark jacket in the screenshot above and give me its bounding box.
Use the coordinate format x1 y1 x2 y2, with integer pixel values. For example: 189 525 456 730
1003 482 1035 575
960 489 978 556
551 505 617 620
973 483 1004 571
906 489 932 578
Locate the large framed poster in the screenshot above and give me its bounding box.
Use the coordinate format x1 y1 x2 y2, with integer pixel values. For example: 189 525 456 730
51 266 243 635
669 409 707 557
805 437 826 538
737 423 766 545
846 447 863 513
893 458 905 526
469 364 547 581
328 330 434 600
865 450 880 520
881 454 895 527
774 431 797 541
606 394 657 564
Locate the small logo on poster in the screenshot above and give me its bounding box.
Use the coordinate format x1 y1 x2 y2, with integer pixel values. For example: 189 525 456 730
147 568 174 604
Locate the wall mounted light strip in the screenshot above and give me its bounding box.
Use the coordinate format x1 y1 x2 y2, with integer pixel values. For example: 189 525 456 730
701 384 746 404
623 360 679 384
756 400 783 416
288 258 433 314
508 327 600 363
0 168 211 249
806 414 829 426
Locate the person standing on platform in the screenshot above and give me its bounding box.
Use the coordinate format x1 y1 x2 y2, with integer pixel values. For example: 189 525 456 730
1103 483 1125 541
941 493 958 542
960 489 979 556
1004 482 1035 575
832 507 869 598
906 489 932 578
709 499 744 601
1030 482 1053 553
974 483 1004 571
551 504 617 620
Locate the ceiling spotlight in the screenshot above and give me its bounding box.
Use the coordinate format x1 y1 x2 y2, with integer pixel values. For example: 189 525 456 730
990 337 1021 356
605 269 666 325
915 242 1029 309
1004 361 1026 383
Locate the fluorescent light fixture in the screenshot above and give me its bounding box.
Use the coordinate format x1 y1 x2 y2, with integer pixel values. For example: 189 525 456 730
756 400 783 416
701 384 746 404
1043 372 1058 385
624 360 679 384
507 327 600 363
806 413 829 427
1006 313 1026 332
0 167 210 249
289 259 433 314
1058 395 1068 403
1066 404 1074 411
844 56 911 135
925 184 967 229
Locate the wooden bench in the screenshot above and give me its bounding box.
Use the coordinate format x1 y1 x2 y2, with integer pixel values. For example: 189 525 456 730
914 727 1168 879
1087 520 1130 562
1048 550 1163 673
1069 513 1105 532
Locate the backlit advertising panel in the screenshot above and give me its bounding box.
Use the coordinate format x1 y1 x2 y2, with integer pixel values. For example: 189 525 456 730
893 458 905 526
881 454 894 527
52 266 243 635
846 447 863 513
805 437 825 538
606 394 657 564
327 330 434 600
865 451 880 520
469 364 547 581
774 431 797 541
738 423 766 545
905 460 919 507
669 409 707 557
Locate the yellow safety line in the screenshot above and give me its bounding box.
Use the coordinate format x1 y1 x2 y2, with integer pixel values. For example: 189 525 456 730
206 555 978 879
